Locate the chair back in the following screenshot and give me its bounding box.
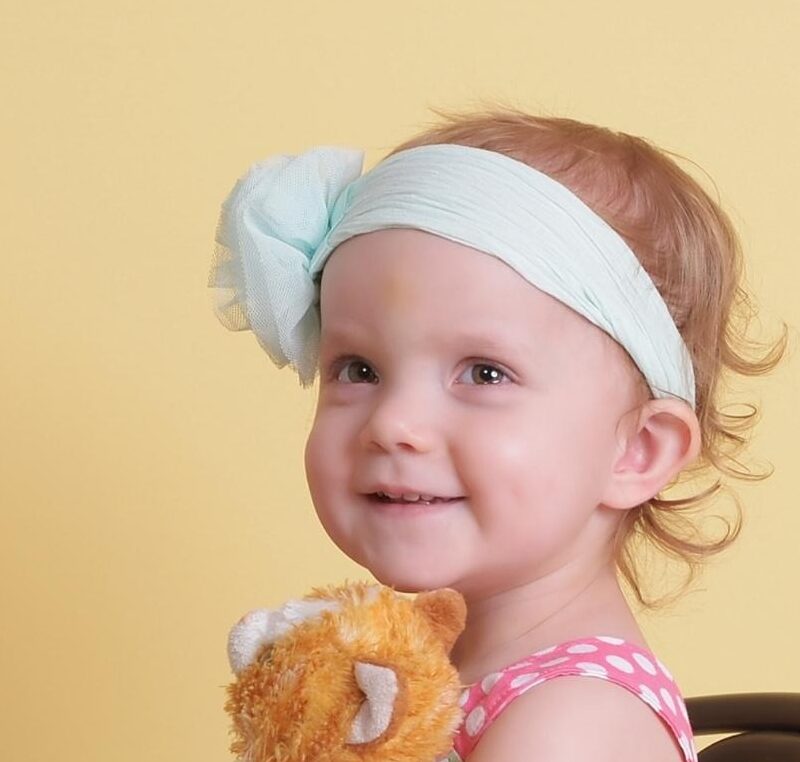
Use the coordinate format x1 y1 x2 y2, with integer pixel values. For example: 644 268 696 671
686 693 800 761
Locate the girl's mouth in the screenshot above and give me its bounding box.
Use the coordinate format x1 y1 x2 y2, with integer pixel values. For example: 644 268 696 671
369 493 462 505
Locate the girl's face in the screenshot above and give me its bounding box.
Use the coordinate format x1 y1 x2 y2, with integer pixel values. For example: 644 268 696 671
304 229 646 599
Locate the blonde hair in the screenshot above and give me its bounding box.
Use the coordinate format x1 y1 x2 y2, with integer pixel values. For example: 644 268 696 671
386 102 790 611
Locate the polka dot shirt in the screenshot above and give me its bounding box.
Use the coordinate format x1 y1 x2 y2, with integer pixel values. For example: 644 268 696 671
447 635 697 761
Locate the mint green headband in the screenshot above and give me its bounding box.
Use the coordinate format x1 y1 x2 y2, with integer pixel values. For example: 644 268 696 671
209 144 696 409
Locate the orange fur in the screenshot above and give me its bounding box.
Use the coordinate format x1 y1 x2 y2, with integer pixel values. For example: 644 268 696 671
225 582 466 762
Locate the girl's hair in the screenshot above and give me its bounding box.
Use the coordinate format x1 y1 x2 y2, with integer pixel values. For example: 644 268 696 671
386 102 790 611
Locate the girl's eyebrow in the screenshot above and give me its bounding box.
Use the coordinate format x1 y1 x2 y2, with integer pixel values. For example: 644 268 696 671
319 324 368 346
321 324 533 356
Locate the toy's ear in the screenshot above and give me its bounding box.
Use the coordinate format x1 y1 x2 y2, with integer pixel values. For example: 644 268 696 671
347 662 402 745
413 588 467 654
227 598 341 674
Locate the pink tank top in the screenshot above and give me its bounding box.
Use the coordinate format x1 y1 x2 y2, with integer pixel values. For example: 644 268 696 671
447 635 698 762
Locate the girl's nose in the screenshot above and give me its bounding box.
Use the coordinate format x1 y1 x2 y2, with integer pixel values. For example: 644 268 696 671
358 388 437 453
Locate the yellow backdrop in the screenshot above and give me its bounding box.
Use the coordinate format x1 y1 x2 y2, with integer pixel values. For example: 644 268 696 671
2 1 797 759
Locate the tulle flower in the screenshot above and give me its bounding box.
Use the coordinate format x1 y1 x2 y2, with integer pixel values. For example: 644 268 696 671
208 147 364 387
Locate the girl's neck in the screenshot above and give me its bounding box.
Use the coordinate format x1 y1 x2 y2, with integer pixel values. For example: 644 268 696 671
450 563 647 686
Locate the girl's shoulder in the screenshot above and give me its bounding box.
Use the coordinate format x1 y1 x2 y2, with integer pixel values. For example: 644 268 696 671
450 635 697 762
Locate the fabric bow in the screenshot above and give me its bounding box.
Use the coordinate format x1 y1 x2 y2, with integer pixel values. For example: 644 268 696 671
208 147 365 387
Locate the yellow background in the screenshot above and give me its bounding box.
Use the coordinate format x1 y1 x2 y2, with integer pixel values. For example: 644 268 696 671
2 1 798 760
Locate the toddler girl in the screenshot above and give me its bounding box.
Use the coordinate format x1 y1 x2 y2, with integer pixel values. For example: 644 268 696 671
208 105 787 762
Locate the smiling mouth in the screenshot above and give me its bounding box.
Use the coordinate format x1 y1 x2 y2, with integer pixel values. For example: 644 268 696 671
368 494 462 506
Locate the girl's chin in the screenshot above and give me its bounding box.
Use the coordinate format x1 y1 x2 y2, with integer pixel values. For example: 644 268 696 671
364 564 461 593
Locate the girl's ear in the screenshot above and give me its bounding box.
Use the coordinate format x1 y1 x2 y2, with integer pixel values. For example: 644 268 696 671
600 398 702 511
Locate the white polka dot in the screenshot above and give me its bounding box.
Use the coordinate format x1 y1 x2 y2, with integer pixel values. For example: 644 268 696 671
632 652 657 675
677 697 689 722
465 705 485 736
638 684 662 712
480 672 502 694
532 644 557 656
580 670 609 680
677 732 692 760
605 654 635 673
458 688 471 707
660 688 677 714
576 661 608 677
510 672 542 689
539 656 570 668
596 635 625 645
566 643 598 654
656 658 673 681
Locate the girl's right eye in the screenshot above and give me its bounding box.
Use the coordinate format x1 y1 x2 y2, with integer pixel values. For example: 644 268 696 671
331 357 378 384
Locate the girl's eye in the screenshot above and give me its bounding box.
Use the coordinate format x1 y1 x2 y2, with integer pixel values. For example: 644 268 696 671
333 358 378 384
330 358 510 386
458 362 510 386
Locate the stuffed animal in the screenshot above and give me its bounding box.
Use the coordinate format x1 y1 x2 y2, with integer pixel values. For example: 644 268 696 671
225 581 467 762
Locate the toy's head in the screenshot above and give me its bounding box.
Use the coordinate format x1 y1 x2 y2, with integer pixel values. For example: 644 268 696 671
225 581 467 762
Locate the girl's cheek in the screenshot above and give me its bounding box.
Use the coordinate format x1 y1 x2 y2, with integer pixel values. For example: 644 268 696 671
304 428 329 491
305 416 350 486
484 424 548 465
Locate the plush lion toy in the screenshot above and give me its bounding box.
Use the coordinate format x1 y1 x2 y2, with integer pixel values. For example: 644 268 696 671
225 581 467 762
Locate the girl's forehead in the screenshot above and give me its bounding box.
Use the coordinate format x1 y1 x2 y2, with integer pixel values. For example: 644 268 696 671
322 267 577 355
321 229 552 316
380 270 416 311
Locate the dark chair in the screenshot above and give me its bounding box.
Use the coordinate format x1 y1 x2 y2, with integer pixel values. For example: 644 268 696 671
686 693 800 761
